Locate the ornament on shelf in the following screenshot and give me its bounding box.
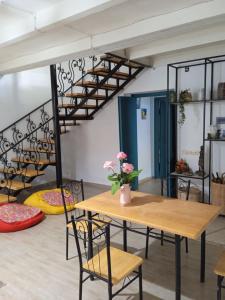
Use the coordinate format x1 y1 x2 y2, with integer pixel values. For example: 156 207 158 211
175 159 190 174
195 146 206 176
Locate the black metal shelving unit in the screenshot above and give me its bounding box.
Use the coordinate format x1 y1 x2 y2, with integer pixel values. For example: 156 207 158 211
167 54 225 204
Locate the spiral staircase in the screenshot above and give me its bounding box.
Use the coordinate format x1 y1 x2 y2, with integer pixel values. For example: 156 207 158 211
0 53 145 203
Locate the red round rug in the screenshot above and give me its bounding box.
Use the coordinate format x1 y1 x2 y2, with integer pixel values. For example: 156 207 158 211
0 203 45 233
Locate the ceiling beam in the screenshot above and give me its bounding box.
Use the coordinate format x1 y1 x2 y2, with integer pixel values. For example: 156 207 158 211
0 0 127 47
128 22 225 60
1 0 225 73
0 37 93 74
36 0 128 30
92 0 225 51
152 40 225 67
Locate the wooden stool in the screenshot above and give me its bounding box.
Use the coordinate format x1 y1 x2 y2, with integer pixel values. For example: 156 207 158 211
214 251 225 300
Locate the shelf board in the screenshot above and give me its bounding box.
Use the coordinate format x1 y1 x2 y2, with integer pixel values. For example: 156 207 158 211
170 172 209 180
170 99 225 105
205 138 225 142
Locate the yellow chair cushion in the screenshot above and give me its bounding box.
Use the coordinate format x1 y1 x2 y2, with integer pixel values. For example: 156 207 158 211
83 247 143 285
24 188 76 215
214 251 225 277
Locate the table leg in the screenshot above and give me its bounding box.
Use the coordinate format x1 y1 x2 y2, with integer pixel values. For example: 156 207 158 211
87 211 94 281
123 220 127 252
175 235 181 300
200 231 206 283
87 211 93 259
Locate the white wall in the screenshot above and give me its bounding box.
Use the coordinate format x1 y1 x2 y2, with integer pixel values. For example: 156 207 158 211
137 98 151 180
0 67 51 128
61 99 120 185
0 66 56 184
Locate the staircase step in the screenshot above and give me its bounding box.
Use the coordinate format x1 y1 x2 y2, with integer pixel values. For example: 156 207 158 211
11 157 56 166
59 114 93 121
76 80 117 90
101 54 142 68
65 92 105 100
87 68 129 80
58 103 97 109
23 148 55 154
59 121 80 126
0 180 32 191
0 194 17 203
60 128 70 134
39 138 55 145
0 167 45 178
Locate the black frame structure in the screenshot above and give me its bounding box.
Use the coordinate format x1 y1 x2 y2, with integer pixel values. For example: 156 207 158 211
217 275 225 300
167 54 225 204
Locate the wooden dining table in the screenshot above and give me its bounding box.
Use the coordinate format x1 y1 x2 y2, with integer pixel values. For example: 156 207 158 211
75 190 222 300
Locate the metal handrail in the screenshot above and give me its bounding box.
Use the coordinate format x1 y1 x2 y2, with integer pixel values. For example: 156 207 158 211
0 98 52 134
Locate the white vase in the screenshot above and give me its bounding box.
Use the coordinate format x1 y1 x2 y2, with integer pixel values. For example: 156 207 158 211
120 184 131 206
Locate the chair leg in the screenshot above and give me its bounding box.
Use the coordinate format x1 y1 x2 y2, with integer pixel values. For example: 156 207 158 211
66 227 69 260
185 238 189 253
79 270 83 300
217 275 223 300
161 231 164 246
145 227 150 259
139 265 143 300
83 232 87 249
108 282 113 300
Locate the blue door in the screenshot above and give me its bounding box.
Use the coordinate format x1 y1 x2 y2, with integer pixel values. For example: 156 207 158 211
118 96 138 190
154 97 168 179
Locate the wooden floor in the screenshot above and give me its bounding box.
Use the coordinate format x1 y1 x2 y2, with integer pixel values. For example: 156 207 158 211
1 183 225 300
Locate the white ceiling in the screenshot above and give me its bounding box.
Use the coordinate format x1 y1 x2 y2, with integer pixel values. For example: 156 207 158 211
68 0 210 35
1 0 225 74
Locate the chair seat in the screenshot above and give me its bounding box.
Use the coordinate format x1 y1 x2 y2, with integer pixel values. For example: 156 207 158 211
214 251 225 277
83 247 143 285
67 218 108 233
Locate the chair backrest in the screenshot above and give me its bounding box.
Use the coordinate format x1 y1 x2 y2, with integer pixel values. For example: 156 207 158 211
60 180 85 224
71 215 112 282
178 178 191 200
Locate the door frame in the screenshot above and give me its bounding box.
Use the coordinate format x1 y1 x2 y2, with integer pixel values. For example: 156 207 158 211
118 90 176 194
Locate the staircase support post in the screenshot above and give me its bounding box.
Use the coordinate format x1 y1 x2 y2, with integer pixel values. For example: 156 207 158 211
50 64 62 188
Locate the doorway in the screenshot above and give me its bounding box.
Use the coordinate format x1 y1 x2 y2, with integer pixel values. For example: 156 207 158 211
118 92 174 196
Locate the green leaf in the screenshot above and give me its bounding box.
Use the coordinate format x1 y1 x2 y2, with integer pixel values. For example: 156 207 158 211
111 181 120 195
108 174 118 182
127 169 142 182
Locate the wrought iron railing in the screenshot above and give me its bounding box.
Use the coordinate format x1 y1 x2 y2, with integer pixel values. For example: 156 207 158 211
57 55 101 96
56 55 111 117
56 53 145 120
0 99 54 197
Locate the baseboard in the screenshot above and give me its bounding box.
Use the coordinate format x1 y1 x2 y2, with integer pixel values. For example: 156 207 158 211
83 181 110 189
139 177 152 184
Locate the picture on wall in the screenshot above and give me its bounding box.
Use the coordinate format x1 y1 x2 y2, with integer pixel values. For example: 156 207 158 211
141 108 147 120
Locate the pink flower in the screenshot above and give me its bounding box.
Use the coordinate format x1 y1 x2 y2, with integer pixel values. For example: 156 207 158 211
117 152 127 160
122 163 134 174
103 161 116 171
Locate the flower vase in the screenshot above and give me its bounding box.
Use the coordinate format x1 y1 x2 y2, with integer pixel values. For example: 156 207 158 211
120 184 131 206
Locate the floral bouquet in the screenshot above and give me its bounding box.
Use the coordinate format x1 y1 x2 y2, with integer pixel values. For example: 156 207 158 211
103 152 142 195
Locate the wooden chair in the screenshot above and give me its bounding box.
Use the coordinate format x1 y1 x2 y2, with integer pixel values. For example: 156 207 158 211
145 178 191 259
61 180 108 260
214 251 225 300
71 216 143 300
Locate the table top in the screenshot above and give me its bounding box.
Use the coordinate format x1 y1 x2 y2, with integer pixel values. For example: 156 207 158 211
76 191 222 240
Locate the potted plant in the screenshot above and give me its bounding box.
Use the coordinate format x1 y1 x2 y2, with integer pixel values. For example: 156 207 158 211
103 152 142 205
